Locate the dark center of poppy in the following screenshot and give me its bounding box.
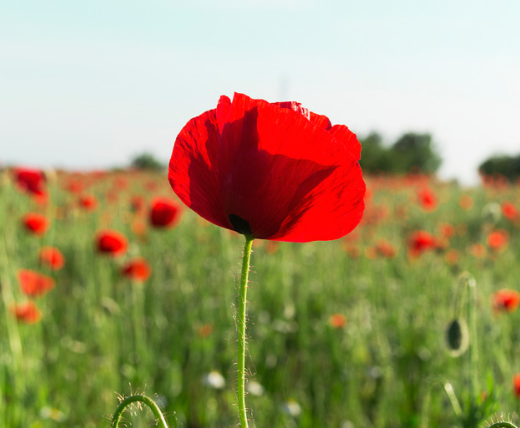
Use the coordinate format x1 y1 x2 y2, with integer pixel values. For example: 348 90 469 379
229 214 254 238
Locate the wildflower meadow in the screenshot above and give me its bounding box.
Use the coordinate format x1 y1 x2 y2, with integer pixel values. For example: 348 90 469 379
3 95 520 428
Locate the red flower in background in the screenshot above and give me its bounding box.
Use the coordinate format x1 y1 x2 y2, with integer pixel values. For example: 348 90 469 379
149 198 182 228
501 201 519 221
39 246 65 270
377 239 397 258
78 194 98 211
95 230 128 257
486 229 509 251
18 269 55 297
408 231 438 258
329 314 347 329
169 92 365 242
121 258 152 282
459 194 474 210
13 167 47 202
493 289 520 313
439 223 455 239
11 301 42 324
22 213 49 236
417 187 437 211
470 243 487 258
513 374 520 398
130 195 145 213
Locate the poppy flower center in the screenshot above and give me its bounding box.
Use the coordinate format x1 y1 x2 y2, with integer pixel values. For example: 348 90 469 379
229 214 253 238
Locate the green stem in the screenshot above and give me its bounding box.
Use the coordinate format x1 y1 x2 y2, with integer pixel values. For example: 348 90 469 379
111 394 169 428
237 236 254 428
467 275 479 399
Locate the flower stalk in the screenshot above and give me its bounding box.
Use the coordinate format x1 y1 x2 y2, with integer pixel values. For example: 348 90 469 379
237 236 254 428
111 394 168 428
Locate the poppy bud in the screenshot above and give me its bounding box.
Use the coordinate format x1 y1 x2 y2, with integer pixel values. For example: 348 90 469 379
445 318 469 357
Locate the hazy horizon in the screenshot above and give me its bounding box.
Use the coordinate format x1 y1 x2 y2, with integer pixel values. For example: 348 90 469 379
2 0 519 185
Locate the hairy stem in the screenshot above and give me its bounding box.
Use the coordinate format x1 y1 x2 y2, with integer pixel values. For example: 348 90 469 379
237 236 254 428
111 394 168 428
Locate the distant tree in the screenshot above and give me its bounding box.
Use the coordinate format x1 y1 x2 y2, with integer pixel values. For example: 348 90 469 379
131 153 164 171
389 133 441 175
359 132 442 175
359 132 393 174
479 154 520 183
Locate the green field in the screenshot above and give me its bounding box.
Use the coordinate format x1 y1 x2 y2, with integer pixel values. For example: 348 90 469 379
2 169 520 428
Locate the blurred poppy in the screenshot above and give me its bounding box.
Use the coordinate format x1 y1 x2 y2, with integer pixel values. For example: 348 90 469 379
445 249 459 265
513 374 520 398
439 223 455 239
375 239 397 258
198 323 214 338
501 201 519 221
486 229 509 251
95 230 128 257
39 246 65 270
121 258 152 282
459 195 473 210
408 231 438 258
78 194 97 211
18 269 55 297
130 195 145 213
13 167 47 202
265 241 279 255
169 92 365 242
417 187 437 211
493 289 520 313
65 181 84 194
329 313 347 329
149 197 182 228
470 243 487 258
22 213 49 236
11 301 42 324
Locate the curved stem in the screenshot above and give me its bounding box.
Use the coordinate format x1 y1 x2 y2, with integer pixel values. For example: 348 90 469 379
237 236 254 428
111 394 169 428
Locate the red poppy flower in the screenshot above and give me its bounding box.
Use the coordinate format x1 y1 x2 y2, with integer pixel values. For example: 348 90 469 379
470 243 486 258
78 194 98 211
375 239 397 258
22 213 49 236
169 92 365 242
121 258 152 282
149 197 182 228
11 301 42 324
408 230 438 258
417 187 437 211
130 195 145 213
501 202 519 221
493 289 520 313
13 167 47 201
329 313 347 329
18 269 55 297
39 246 65 270
445 249 459 265
513 374 520 398
439 223 455 239
95 230 128 257
486 229 509 251
459 194 473 210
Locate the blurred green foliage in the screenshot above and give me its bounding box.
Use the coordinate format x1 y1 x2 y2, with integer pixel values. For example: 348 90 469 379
479 154 520 183
359 132 442 175
130 152 165 171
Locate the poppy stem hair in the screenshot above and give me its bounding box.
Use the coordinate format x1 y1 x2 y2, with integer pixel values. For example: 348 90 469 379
237 236 254 428
111 394 169 428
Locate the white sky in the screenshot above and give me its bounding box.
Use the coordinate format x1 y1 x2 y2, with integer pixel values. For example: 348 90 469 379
1 0 519 184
